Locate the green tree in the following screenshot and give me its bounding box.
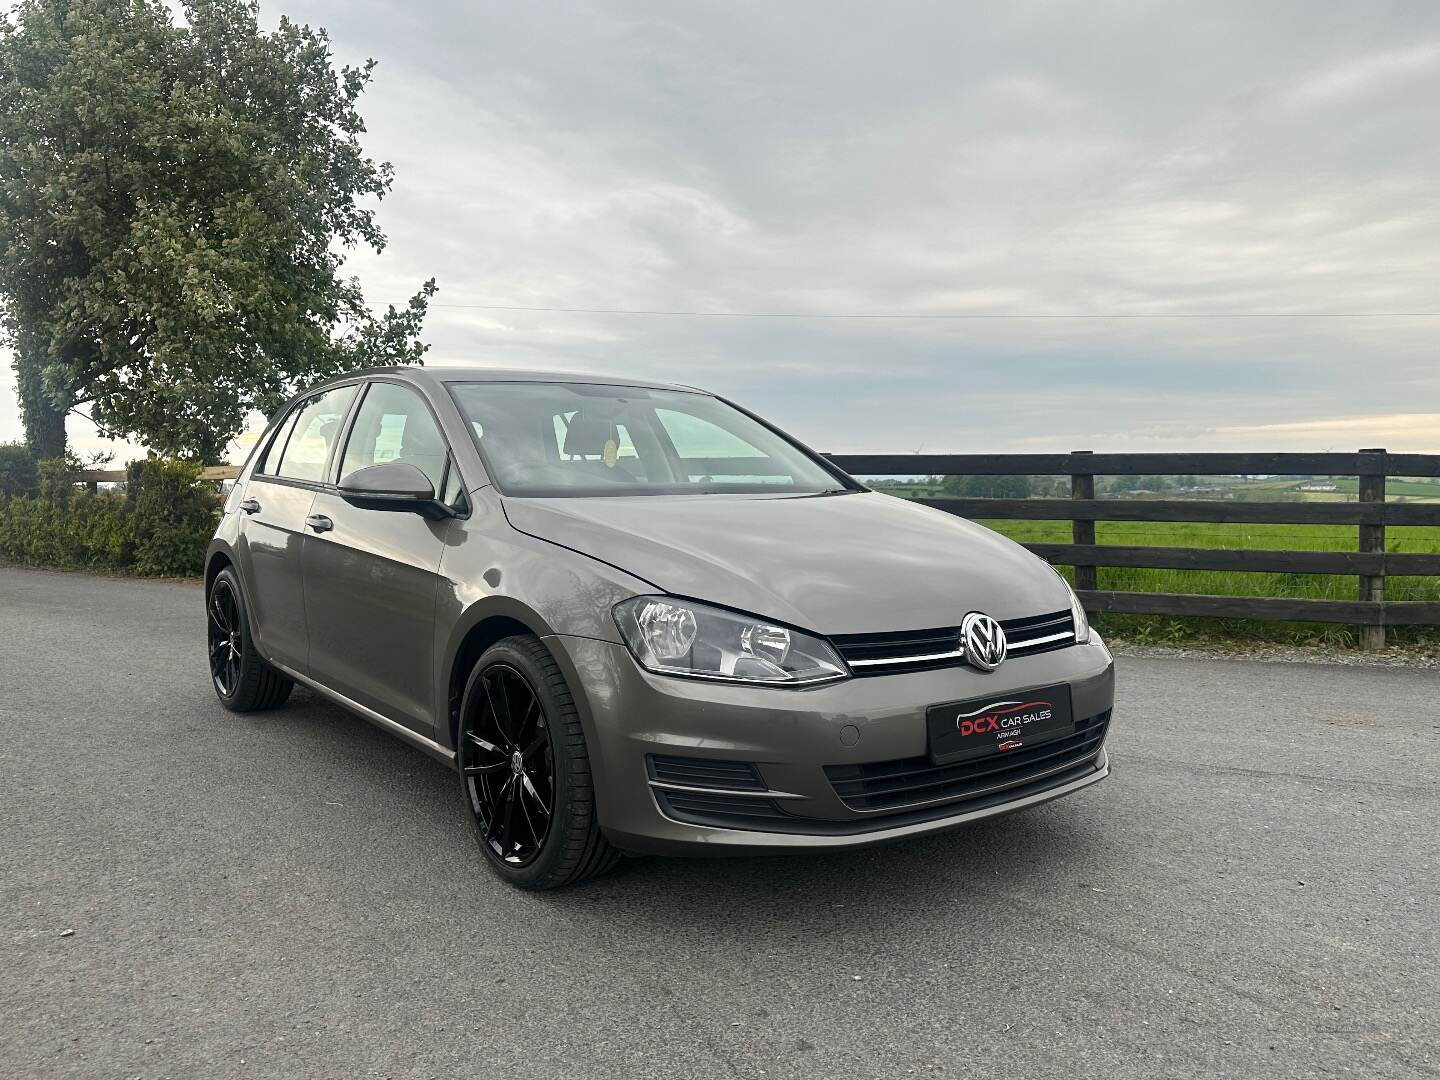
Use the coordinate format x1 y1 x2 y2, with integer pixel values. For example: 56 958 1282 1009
0 0 435 460
941 473 1032 498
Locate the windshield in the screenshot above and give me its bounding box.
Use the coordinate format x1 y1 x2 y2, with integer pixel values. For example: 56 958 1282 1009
449 381 853 497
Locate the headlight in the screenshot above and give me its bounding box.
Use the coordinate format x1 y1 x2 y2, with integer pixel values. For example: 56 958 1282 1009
613 596 848 685
1048 564 1091 645
1067 582 1092 645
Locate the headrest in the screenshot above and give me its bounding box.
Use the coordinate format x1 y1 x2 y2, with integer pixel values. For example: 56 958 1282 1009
563 415 619 457
400 415 443 456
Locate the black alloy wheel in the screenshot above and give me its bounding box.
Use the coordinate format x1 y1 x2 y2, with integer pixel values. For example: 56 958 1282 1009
461 663 555 866
208 578 243 697
205 566 293 713
457 635 621 889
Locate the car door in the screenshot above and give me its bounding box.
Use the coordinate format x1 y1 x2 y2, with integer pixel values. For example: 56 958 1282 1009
302 380 465 735
236 383 359 673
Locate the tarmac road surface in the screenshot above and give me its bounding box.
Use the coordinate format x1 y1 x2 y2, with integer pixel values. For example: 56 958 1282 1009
1 565 1436 1079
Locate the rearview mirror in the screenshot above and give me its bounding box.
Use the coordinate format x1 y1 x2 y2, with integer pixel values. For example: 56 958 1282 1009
338 463 448 517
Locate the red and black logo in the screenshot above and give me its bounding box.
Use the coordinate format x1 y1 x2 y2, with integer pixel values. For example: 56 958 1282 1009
956 699 1055 747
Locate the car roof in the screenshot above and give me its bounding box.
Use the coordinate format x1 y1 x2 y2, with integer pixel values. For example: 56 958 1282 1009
320 365 709 396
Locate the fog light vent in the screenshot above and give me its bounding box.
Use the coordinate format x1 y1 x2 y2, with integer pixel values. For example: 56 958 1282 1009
647 755 766 792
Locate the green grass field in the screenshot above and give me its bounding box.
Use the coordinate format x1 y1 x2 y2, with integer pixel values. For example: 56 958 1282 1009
880 490 1440 646
1230 477 1440 501
971 518 1440 601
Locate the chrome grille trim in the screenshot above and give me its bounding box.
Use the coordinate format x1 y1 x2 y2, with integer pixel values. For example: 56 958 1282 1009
648 779 808 801
1010 630 1076 650
848 649 965 668
833 609 1077 675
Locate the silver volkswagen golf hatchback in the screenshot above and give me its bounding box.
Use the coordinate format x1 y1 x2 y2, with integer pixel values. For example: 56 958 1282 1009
206 368 1114 889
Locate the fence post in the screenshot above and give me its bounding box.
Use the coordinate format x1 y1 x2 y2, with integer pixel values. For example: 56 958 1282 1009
1357 448 1387 651
1070 450 1097 608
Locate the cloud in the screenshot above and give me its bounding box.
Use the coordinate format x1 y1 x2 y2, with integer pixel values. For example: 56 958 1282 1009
1217 412 1440 449
1280 39 1440 109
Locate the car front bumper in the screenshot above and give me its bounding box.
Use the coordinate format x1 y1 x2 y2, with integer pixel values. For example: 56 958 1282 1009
545 633 1115 856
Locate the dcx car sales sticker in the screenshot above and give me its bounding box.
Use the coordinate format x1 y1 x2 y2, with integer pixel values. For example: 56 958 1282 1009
925 685 1075 765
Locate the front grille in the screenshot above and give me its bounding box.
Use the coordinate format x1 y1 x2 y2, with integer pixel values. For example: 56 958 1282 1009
831 609 1076 676
647 755 766 792
826 711 1110 813
1003 610 1079 653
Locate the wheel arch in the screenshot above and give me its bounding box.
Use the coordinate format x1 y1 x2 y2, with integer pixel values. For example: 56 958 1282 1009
441 596 578 754
204 540 269 665
204 541 236 592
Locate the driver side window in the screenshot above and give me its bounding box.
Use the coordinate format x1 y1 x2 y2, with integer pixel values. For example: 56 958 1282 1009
340 383 448 492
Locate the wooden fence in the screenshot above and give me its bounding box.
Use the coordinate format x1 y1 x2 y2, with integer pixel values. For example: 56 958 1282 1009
826 450 1440 649
78 465 240 489
79 448 1440 647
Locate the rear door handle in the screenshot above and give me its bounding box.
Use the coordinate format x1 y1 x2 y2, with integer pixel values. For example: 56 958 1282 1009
240 498 261 515
305 514 334 533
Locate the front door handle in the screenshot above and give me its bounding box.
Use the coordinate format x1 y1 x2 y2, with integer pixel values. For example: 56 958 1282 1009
240 497 261 515
305 514 334 533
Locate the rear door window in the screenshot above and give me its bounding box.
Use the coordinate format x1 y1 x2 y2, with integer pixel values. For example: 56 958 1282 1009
272 385 358 483
256 410 302 476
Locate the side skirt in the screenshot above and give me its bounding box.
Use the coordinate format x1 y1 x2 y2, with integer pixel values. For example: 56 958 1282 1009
271 661 459 771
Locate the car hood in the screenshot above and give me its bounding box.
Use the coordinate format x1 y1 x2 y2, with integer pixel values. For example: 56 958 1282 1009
502 491 1070 634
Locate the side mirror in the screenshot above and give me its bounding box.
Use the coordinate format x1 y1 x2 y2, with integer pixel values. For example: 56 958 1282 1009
338 463 448 518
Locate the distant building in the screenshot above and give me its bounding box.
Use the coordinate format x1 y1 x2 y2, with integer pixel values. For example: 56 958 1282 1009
1297 482 1338 492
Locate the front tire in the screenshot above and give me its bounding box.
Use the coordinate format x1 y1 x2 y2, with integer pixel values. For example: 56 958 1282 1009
458 635 620 890
207 567 293 712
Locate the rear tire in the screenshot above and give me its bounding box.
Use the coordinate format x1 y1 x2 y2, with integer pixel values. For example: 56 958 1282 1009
207 567 293 713
457 635 620 890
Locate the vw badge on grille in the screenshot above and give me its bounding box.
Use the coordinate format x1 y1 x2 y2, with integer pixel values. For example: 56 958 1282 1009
960 612 1007 672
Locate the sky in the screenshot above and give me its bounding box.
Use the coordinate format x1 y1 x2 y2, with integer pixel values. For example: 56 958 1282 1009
3 0 1438 462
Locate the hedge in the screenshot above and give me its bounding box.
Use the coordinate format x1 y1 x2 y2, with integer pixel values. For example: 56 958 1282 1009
0 449 221 577
0 441 38 498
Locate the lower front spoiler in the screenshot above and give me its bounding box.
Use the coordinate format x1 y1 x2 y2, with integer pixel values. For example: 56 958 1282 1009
603 747 1110 857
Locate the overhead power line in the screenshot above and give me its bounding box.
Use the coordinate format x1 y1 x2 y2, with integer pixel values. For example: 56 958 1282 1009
426 303 1440 320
